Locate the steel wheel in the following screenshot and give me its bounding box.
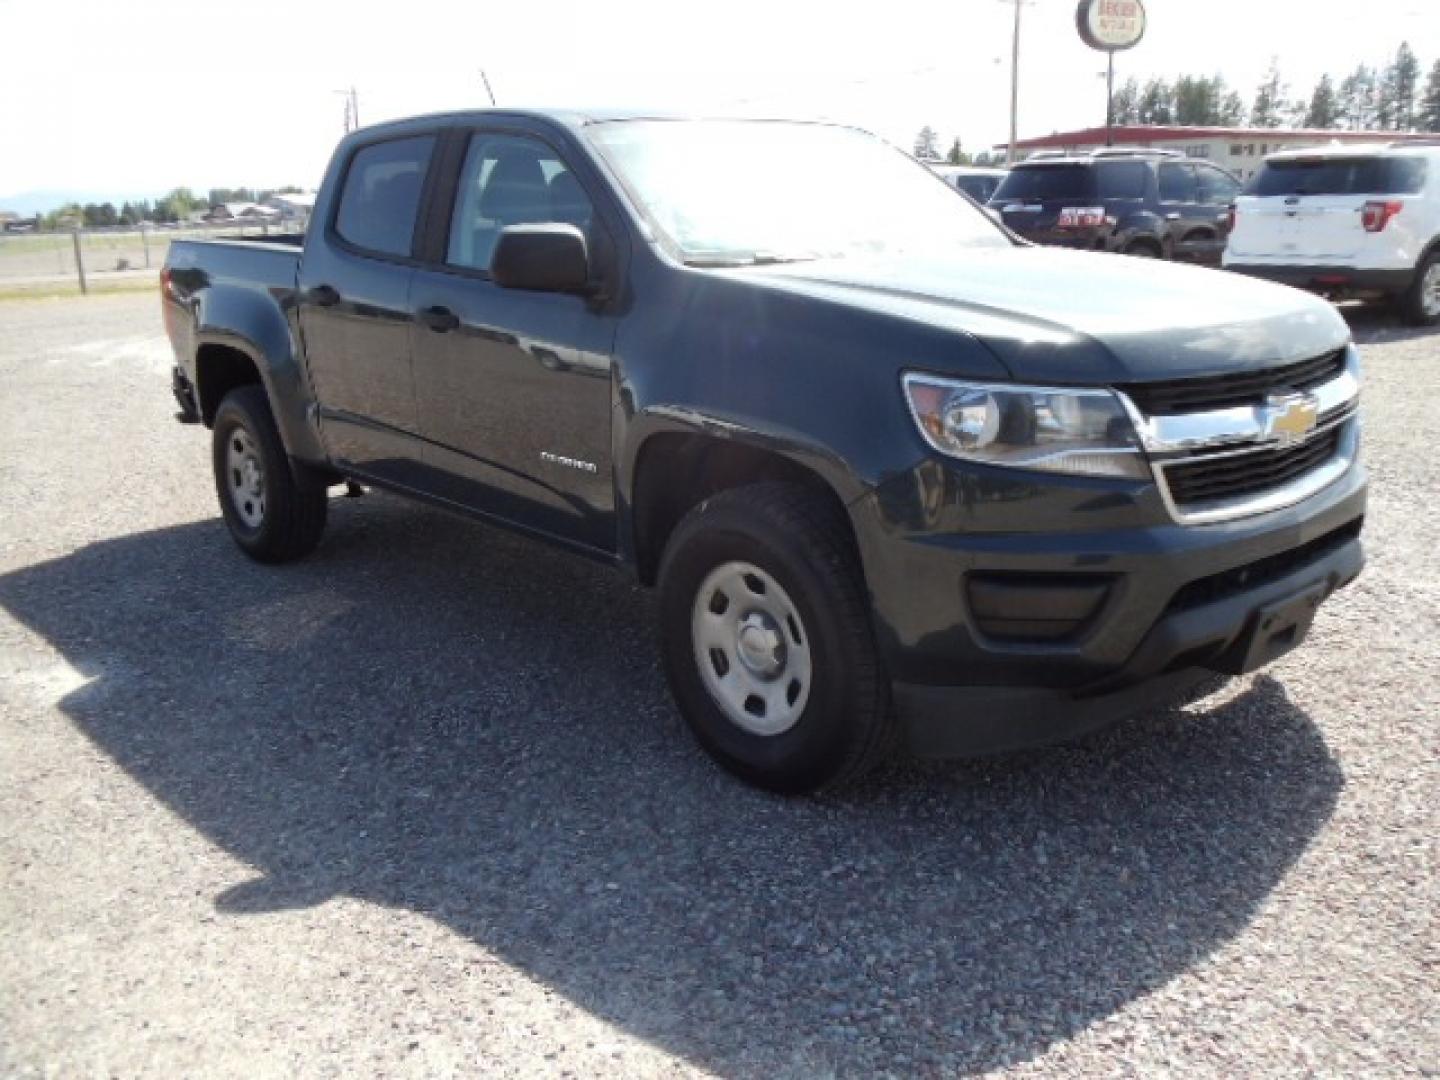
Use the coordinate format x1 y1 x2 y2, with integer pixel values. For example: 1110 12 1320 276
225 426 266 529
1422 260 1440 321
691 560 813 737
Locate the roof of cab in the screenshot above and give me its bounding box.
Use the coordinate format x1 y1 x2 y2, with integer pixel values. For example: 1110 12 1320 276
348 107 845 136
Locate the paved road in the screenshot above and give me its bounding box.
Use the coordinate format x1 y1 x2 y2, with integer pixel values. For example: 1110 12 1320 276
1 292 1436 1077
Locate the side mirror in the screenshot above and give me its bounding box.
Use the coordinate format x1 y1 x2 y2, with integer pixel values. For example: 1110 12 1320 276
491 223 590 293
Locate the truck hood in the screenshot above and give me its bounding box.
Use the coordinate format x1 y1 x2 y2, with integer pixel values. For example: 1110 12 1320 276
729 246 1351 384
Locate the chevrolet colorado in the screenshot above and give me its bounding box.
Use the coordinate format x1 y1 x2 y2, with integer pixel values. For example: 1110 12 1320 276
162 111 1366 792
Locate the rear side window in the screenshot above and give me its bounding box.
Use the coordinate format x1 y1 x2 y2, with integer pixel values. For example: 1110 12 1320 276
334 135 436 257
991 165 1094 202
1094 161 1148 199
1158 163 1197 202
1246 156 1428 197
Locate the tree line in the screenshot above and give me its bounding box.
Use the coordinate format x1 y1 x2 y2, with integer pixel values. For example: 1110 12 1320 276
1112 43 1438 131
919 42 1440 165
31 186 304 231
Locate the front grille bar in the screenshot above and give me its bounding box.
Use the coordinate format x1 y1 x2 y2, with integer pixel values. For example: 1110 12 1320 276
1117 345 1361 525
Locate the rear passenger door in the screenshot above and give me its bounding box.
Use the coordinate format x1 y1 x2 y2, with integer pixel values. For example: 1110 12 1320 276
1158 162 1229 264
407 127 620 554
298 133 436 483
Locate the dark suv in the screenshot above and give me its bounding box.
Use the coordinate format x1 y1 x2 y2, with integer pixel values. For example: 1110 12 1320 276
989 151 1242 264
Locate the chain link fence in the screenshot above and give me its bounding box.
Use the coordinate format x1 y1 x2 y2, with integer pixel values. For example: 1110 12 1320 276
0 220 306 294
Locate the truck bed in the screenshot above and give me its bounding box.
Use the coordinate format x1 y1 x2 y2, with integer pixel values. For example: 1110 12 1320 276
165 237 302 293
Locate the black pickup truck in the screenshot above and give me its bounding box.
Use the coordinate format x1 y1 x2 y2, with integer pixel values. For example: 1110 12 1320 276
162 110 1366 792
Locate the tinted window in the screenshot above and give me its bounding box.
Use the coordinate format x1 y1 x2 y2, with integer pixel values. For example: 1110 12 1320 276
991 165 1094 202
1094 161 1148 199
1158 163 1197 202
447 133 593 271
954 175 1000 201
334 136 435 257
1246 156 1428 196
1196 165 1241 205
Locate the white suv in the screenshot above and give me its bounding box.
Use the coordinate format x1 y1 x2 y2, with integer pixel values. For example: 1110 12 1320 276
1224 142 1440 325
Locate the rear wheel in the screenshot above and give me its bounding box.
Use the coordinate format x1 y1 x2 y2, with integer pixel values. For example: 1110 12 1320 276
657 483 892 794
212 385 328 563
1397 250 1440 327
1123 238 1163 259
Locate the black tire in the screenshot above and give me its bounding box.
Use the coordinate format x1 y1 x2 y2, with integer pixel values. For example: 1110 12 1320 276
1396 249 1440 327
1123 238 1163 259
656 483 892 794
212 385 328 563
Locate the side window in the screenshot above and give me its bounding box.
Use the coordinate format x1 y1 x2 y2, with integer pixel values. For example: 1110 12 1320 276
1158 163 1197 203
334 136 435 258
1094 161 1148 199
447 133 594 272
1196 165 1241 205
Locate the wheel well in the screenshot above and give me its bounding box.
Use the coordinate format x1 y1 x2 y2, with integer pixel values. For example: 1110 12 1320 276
1179 227 1215 242
631 433 851 586
195 344 262 426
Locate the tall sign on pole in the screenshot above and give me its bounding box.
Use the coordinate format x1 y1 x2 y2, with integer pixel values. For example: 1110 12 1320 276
1075 0 1147 146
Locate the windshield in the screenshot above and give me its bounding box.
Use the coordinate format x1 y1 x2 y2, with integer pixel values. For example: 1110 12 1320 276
1246 156 1427 196
585 119 1008 265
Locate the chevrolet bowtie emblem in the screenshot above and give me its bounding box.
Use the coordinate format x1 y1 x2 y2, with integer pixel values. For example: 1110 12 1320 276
1265 392 1320 445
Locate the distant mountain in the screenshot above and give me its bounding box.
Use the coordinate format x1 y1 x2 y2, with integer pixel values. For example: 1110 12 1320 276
0 189 165 216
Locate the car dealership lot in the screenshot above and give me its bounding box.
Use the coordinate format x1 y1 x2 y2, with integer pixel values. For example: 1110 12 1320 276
1 291 1436 1077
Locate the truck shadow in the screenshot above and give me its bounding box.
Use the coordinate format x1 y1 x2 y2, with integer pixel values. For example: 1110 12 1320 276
0 497 1341 1075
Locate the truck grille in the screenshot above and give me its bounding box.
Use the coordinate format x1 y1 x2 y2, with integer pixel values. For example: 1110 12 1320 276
1121 349 1347 415
1163 426 1345 507
1124 346 1361 524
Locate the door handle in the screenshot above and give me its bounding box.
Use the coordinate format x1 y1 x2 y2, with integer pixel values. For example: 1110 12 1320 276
307 284 340 307
418 306 460 333
1164 211 1182 221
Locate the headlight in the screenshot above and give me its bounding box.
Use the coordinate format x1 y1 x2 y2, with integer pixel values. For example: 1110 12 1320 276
902 374 1149 479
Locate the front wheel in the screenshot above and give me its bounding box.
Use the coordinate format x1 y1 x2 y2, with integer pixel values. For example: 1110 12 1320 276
1397 251 1440 327
212 385 328 563
657 483 892 793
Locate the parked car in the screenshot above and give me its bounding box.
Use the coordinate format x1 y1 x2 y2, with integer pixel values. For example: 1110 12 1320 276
1224 142 1440 326
162 111 1365 793
989 149 1242 264
932 165 1009 204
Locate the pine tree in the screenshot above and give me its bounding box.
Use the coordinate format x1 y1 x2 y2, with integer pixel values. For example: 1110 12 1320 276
1137 78 1173 124
946 137 969 165
1337 65 1378 130
1421 59 1440 133
1377 41 1421 130
1250 59 1287 128
913 126 939 161
1304 74 1340 129
1111 78 1141 126
1218 90 1246 126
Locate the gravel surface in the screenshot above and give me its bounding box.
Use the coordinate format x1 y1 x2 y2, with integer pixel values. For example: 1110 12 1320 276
1 292 1436 1077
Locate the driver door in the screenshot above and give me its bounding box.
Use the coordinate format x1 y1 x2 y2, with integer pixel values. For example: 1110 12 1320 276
408 129 618 553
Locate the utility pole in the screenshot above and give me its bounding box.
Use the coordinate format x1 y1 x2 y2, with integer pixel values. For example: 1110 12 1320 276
1003 0 1026 164
335 87 360 134
1105 50 1116 145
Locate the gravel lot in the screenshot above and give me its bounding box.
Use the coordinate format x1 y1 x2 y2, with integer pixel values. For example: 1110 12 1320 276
1 291 1436 1077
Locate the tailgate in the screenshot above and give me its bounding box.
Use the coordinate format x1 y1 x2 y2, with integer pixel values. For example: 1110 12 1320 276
1230 195 1366 260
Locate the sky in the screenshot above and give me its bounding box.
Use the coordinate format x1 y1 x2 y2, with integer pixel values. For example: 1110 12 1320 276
1 0 1437 205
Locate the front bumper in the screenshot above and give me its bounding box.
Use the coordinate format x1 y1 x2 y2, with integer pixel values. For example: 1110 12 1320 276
1226 263 1412 295
851 455 1367 756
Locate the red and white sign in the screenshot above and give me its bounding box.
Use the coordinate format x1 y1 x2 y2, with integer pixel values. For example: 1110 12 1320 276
1076 0 1147 51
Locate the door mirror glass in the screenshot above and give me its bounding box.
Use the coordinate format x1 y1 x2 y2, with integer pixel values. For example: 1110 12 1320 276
491 223 590 293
